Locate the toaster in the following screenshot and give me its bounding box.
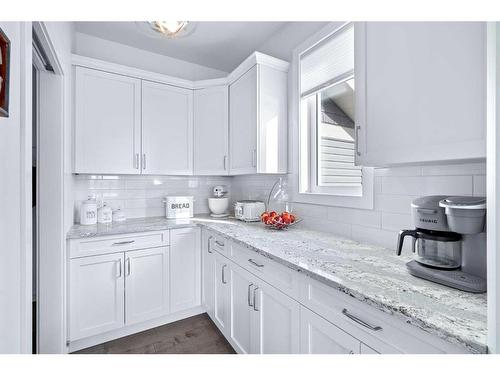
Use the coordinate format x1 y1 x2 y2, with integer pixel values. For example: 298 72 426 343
234 200 266 222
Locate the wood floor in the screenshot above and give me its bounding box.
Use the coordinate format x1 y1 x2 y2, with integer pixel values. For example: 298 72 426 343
73 313 236 354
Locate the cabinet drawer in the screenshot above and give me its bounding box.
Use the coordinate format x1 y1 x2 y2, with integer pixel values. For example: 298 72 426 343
299 276 468 354
208 231 229 256
69 231 170 258
231 242 300 299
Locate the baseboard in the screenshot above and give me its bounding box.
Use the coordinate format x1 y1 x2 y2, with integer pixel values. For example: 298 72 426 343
68 305 206 353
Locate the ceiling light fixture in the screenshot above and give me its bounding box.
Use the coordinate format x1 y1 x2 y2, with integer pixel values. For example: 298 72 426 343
148 21 190 38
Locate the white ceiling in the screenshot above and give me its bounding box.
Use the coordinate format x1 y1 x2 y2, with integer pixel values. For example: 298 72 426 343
74 22 288 72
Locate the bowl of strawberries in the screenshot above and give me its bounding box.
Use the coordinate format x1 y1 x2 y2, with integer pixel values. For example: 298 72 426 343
260 211 299 230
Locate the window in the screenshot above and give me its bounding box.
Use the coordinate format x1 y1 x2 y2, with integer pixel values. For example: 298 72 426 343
296 22 373 208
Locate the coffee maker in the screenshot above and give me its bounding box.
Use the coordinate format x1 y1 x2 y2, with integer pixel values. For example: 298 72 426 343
397 195 486 293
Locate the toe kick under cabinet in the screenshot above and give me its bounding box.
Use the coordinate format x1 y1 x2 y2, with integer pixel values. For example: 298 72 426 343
67 227 201 351
201 228 471 354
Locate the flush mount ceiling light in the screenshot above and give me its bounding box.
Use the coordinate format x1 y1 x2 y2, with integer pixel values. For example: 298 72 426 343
136 21 196 39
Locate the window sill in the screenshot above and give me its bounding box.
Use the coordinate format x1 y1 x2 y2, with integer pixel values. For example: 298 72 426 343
293 168 374 210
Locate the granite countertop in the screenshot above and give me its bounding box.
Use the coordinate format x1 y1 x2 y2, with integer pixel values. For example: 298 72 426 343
67 216 488 353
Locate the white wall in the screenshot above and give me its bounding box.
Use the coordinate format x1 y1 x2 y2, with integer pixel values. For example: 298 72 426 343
73 175 231 223
0 21 31 354
74 32 228 80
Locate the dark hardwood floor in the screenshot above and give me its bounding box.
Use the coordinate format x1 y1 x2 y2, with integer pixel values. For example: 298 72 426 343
73 313 236 354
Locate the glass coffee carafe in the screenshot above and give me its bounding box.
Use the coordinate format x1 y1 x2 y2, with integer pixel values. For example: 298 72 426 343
397 229 462 269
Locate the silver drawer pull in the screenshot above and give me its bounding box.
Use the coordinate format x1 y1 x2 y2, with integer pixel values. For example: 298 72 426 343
248 283 254 307
112 240 135 246
207 236 213 253
215 240 224 247
342 308 382 331
222 264 228 284
253 287 259 311
248 258 264 268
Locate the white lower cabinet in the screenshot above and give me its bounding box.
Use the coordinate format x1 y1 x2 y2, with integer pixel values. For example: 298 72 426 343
299 306 360 354
214 252 231 335
124 247 170 325
69 252 125 341
229 263 258 353
255 280 300 354
202 232 216 320
228 260 300 354
170 227 201 313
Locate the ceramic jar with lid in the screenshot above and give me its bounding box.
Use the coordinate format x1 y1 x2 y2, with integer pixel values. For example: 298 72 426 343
80 196 97 225
97 203 113 224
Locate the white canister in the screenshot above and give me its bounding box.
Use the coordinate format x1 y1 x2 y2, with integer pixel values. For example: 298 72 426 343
112 208 126 223
97 203 113 224
80 197 97 225
165 196 194 219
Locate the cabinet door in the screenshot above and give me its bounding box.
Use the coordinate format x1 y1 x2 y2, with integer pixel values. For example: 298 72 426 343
300 307 360 354
124 247 169 325
254 281 300 354
356 22 486 166
202 231 216 319
229 65 258 175
213 252 231 335
142 81 193 175
170 227 201 313
229 263 257 354
74 67 141 174
69 253 125 340
194 86 229 175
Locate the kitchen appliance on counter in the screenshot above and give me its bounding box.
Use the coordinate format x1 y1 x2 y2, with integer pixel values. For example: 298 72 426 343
234 200 266 222
397 195 486 293
208 185 229 218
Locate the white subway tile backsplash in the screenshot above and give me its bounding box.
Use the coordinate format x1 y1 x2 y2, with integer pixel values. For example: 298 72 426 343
72 175 231 223
230 161 486 252
473 175 487 196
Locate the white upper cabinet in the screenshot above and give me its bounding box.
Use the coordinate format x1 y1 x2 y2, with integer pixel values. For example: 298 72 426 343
194 86 229 175
229 56 288 175
142 81 193 175
355 22 486 166
74 67 141 174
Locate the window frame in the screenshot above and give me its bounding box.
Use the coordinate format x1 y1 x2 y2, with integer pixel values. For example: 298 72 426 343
292 21 374 210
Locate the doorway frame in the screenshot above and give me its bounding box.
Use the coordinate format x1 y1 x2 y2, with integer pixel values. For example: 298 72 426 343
31 21 66 354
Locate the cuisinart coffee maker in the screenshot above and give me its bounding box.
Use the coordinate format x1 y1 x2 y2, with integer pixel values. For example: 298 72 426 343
397 195 487 293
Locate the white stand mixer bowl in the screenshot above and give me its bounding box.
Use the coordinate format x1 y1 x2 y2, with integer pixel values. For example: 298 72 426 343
208 197 229 215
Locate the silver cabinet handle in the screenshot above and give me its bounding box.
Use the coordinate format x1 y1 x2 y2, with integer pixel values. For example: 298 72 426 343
253 287 259 311
251 149 257 167
126 258 131 276
342 308 382 331
355 126 361 156
248 283 254 307
223 155 227 171
134 153 140 169
207 236 213 253
222 264 228 284
248 258 264 268
112 240 135 246
215 240 224 247
116 259 122 278
142 154 146 170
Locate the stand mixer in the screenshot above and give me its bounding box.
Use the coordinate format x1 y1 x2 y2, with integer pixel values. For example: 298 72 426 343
208 185 229 218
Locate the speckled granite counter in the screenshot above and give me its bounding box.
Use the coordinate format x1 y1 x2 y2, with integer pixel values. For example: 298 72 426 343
67 216 488 353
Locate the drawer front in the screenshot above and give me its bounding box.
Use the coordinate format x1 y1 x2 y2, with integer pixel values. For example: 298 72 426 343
69 231 170 258
299 276 468 354
231 241 300 299
207 231 229 256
